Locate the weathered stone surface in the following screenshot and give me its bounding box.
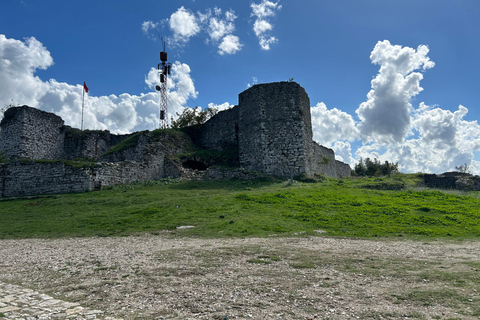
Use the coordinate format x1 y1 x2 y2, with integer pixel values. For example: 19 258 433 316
0 106 65 160
422 172 480 191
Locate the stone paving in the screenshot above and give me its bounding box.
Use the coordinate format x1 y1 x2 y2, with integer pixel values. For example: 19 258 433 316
0 281 122 320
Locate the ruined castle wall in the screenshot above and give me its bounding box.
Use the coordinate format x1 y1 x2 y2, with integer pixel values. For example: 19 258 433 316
201 107 238 150
0 157 169 197
310 143 338 178
335 160 352 178
92 157 165 189
63 128 131 160
0 106 64 160
0 161 94 197
237 82 312 177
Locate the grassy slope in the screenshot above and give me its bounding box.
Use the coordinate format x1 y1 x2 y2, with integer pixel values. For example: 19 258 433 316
1 174 480 239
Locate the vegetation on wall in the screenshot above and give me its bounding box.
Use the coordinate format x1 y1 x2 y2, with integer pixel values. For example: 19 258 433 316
101 131 144 156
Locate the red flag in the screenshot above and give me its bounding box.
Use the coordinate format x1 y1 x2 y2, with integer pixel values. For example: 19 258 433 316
84 82 89 93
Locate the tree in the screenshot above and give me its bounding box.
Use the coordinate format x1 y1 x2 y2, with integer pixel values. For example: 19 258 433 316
455 163 470 174
354 158 399 177
170 107 218 129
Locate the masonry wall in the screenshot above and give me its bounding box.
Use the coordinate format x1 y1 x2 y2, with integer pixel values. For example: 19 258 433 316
0 158 171 198
0 161 93 197
200 107 238 150
309 143 338 178
63 128 131 160
237 82 312 177
0 106 65 160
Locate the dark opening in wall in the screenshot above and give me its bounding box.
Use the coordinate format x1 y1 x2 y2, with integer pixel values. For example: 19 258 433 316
182 160 208 171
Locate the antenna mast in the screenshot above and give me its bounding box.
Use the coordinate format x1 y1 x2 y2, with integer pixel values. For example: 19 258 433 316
156 38 172 129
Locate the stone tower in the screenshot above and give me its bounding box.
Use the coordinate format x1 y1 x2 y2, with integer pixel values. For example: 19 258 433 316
237 82 313 178
0 106 65 160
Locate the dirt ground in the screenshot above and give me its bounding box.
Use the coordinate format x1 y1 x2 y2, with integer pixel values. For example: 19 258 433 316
1 234 479 320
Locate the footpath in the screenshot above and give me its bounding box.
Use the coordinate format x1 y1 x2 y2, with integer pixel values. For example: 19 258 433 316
0 281 122 320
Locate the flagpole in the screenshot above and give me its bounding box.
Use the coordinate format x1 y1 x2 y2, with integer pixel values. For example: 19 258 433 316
81 85 85 131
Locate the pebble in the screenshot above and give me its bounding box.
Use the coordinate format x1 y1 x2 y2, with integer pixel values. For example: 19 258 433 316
0 281 122 320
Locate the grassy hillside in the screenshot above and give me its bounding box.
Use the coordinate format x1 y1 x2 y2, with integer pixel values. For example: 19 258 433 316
1 174 480 239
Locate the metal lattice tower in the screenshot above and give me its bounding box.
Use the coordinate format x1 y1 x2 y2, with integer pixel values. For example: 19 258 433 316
156 39 171 129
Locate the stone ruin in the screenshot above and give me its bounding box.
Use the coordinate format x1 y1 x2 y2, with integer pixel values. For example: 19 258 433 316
0 81 351 197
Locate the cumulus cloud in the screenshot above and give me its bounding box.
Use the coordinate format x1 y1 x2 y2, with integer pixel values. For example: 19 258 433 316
311 40 480 174
218 35 242 55
0 35 197 133
148 6 242 55
208 9 236 41
168 6 201 44
356 40 435 144
332 141 356 166
311 102 358 147
0 35 52 108
250 0 282 50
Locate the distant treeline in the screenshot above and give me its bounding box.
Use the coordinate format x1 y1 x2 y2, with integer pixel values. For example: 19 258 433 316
353 158 399 177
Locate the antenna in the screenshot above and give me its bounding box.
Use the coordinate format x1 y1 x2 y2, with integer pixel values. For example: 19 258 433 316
156 37 172 129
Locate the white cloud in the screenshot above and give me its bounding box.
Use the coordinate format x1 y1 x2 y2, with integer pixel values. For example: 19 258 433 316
207 101 234 111
332 141 356 166
356 40 435 144
168 6 200 44
250 0 282 50
0 35 197 133
253 19 273 36
311 40 480 175
141 21 159 40
218 35 243 55
251 0 282 18
155 6 241 55
208 17 234 41
0 35 52 108
311 102 358 147
247 76 259 88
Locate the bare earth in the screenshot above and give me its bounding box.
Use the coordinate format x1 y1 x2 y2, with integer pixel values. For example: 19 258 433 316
1 234 479 320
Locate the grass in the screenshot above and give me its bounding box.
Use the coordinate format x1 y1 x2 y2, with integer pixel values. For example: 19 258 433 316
1 174 480 239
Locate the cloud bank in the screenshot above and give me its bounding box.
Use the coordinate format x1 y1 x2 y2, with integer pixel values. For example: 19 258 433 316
311 40 480 174
0 35 197 134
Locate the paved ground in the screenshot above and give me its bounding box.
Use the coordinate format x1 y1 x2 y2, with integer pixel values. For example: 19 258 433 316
0 281 122 320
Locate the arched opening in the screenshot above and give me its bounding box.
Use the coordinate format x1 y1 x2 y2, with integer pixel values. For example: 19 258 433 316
182 160 208 171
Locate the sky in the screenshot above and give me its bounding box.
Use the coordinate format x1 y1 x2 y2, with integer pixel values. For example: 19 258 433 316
1 0 480 174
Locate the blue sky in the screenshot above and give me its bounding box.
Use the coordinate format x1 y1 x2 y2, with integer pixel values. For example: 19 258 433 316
1 0 480 174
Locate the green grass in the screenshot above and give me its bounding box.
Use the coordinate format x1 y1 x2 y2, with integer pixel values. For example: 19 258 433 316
1 175 480 239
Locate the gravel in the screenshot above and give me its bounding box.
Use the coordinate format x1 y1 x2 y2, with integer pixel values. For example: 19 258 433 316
1 234 479 320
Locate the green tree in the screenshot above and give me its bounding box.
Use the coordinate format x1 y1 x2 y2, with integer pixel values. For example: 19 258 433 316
171 107 218 129
354 158 399 177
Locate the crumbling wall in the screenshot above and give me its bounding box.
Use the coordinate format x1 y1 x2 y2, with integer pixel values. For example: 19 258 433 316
0 158 169 197
63 128 131 160
309 143 338 178
200 107 238 150
0 161 93 197
335 160 352 178
0 106 65 160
